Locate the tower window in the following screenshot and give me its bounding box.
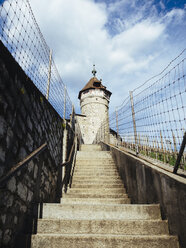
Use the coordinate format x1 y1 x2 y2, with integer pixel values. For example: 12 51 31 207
93 82 101 87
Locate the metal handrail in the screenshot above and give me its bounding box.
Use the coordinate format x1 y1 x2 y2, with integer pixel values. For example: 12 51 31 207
0 143 47 186
61 135 77 193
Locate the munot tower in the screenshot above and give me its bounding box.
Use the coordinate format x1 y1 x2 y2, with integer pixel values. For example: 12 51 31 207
77 65 112 144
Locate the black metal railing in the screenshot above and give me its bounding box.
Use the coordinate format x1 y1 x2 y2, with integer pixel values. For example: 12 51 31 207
61 135 78 194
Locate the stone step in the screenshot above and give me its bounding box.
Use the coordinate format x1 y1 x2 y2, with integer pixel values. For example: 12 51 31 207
71 183 124 189
74 168 118 172
42 203 161 220
76 160 115 165
31 233 179 248
37 219 169 235
80 145 102 151
63 192 128 199
60 198 131 204
73 174 121 179
77 151 112 159
74 171 120 176
72 178 123 184
67 188 126 194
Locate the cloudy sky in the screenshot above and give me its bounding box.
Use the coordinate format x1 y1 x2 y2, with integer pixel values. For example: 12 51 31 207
30 0 186 113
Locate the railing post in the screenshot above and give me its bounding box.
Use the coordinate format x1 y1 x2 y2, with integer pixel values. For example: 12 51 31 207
46 49 52 100
129 91 138 155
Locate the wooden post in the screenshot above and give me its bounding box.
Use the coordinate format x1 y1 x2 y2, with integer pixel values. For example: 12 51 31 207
147 136 149 156
116 109 118 135
46 49 52 100
160 131 166 163
129 91 138 154
172 131 177 154
155 139 158 160
138 133 141 153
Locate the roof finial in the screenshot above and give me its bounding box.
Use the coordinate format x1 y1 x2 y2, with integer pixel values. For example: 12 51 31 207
92 64 97 77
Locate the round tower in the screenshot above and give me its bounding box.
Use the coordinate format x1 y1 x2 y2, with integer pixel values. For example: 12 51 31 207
78 66 112 144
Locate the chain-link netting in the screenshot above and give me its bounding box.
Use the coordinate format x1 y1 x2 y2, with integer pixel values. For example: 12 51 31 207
0 0 73 118
96 49 186 170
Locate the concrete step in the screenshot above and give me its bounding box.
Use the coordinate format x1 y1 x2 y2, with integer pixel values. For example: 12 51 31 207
74 171 120 176
60 198 131 204
72 178 123 184
77 151 112 159
71 183 124 189
37 219 169 235
42 203 161 220
73 174 121 179
72 177 122 183
31 233 179 248
68 188 126 194
75 166 118 172
76 160 115 166
63 192 128 199
80 145 102 151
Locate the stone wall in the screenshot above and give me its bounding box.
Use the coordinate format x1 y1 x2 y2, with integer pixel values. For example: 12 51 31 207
0 41 65 247
100 142 186 248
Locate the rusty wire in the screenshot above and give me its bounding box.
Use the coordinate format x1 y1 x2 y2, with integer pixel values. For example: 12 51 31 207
0 0 72 118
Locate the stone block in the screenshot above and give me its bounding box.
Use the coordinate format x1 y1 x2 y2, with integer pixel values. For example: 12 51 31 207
26 133 34 152
14 216 18 224
18 147 27 161
17 182 27 202
0 146 5 163
0 115 7 137
0 95 8 115
27 116 33 131
12 140 19 155
34 165 38 179
5 194 14 208
27 190 33 202
0 230 2 241
28 160 34 173
15 123 23 140
6 127 14 149
19 103 27 120
3 229 11 245
1 214 6 224
17 114 26 134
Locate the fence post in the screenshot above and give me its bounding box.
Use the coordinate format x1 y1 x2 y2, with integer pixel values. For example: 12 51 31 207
160 131 166 163
46 49 52 100
63 85 66 120
115 108 119 137
172 131 177 156
129 91 138 155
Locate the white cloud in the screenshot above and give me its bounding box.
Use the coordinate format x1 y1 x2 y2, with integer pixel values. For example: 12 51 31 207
30 0 186 113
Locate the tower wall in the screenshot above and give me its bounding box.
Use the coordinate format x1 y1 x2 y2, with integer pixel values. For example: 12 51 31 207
79 89 110 144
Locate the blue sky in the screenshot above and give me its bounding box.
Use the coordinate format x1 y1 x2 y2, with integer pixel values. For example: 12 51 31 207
2 0 186 114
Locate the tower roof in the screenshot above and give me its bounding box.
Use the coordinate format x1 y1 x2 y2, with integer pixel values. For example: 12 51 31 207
78 65 111 99
78 77 112 99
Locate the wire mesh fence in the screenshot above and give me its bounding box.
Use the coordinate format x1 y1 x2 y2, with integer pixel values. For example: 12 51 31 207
95 49 186 171
0 0 73 119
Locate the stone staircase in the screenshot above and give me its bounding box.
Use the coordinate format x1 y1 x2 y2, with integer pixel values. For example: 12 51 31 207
31 144 179 248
